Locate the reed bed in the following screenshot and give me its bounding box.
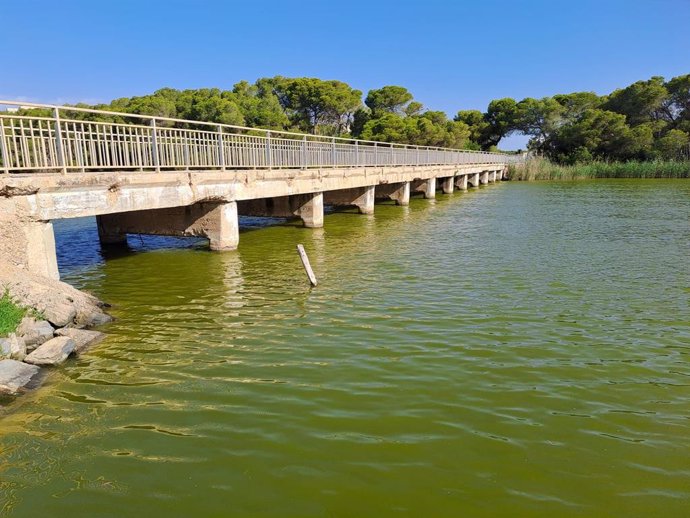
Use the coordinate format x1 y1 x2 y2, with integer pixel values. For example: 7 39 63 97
507 159 690 181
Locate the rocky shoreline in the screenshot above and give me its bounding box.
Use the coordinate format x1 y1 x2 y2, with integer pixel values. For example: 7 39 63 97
0 264 111 397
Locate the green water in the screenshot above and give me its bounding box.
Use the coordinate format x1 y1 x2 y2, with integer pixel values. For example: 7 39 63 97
1 180 689 517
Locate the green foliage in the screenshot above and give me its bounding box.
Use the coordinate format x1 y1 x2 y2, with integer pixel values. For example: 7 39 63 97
365 86 414 116
276 77 362 135
0 291 25 336
457 73 690 163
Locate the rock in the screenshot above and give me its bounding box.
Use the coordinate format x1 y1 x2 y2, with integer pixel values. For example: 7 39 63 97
17 317 54 348
24 336 75 366
81 310 113 327
0 263 109 328
55 328 105 354
0 359 40 395
0 334 27 361
44 303 78 328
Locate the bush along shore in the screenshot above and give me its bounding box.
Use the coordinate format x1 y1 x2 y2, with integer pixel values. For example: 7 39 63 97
507 159 690 181
0 266 111 399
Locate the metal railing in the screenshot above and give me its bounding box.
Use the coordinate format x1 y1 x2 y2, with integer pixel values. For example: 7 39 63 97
0 100 521 174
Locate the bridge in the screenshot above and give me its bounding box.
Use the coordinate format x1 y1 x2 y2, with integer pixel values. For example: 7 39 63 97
0 100 521 281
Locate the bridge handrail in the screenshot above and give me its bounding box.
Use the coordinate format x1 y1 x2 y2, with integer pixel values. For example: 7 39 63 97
0 99 522 174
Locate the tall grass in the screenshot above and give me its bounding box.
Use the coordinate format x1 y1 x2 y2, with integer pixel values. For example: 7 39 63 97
0 291 26 336
508 159 690 181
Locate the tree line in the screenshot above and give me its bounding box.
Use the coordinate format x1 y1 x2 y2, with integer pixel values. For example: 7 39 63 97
21 74 690 162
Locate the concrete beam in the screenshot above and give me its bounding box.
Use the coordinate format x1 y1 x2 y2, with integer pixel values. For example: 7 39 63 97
455 175 468 192
324 186 375 214
441 177 454 194
412 178 436 199
95 201 239 251
375 182 410 206
4 164 501 222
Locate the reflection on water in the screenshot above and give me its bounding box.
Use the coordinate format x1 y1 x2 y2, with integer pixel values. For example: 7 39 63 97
1 180 690 517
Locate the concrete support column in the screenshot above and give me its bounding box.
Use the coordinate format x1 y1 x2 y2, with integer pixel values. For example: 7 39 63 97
324 186 375 214
97 215 127 245
294 192 324 228
24 221 60 280
355 185 376 214
489 171 497 183
388 182 410 205
412 178 436 199
455 175 468 192
441 177 454 194
94 201 240 251
203 201 239 251
391 182 410 206
480 171 489 185
468 173 480 188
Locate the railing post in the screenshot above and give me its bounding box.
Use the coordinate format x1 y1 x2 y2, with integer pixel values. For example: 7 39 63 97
0 118 8 174
416 146 420 166
374 142 378 166
355 140 359 167
218 125 225 171
331 137 336 167
301 135 307 168
266 131 273 168
53 108 67 174
151 119 160 172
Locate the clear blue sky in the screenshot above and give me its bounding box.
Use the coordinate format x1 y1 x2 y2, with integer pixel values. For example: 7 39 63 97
2 0 689 149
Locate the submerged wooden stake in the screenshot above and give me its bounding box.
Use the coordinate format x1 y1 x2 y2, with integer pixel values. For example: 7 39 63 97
296 244 318 287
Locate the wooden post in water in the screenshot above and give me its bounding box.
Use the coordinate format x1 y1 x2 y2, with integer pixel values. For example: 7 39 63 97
296 244 318 287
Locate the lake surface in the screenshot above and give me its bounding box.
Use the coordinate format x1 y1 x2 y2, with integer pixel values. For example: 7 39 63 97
1 180 689 517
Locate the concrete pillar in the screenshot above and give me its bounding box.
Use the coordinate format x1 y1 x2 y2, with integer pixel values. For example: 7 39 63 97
324 185 375 214
480 171 489 185
390 182 410 206
441 177 454 194
94 201 240 251
455 175 468 192
203 201 239 251
24 221 60 280
413 178 436 199
468 173 480 188
489 171 497 183
375 182 410 206
355 185 376 214
294 192 324 228
97 215 127 245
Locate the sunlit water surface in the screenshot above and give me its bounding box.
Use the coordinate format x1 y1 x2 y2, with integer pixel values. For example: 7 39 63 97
1 180 689 517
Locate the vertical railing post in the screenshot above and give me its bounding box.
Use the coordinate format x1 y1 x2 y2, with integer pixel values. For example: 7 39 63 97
151 119 160 172
0 118 8 174
355 140 359 167
301 135 307 168
266 131 273 168
374 142 378 166
416 146 420 166
331 137 336 167
218 125 225 171
53 108 67 174
426 147 430 165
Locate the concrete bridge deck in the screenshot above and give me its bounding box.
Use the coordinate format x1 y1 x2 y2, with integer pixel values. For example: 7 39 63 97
0 101 519 281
